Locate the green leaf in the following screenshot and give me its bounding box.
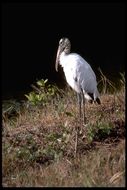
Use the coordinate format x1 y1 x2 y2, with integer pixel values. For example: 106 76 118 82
44 79 48 84
37 80 43 87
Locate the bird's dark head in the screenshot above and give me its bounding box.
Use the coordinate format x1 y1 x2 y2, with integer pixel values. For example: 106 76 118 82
59 38 71 53
55 37 71 72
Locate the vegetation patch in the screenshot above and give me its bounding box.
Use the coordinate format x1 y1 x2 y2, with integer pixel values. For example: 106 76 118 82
2 72 125 187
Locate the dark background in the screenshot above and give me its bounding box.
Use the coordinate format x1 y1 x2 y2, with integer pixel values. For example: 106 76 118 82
2 2 125 99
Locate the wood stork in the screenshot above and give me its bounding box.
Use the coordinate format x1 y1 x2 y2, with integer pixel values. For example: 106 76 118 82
55 37 101 124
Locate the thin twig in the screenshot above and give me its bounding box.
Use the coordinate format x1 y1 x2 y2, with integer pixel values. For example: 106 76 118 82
74 130 78 158
31 84 42 93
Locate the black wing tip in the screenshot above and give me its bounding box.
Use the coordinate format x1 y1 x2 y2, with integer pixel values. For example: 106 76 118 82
96 98 101 104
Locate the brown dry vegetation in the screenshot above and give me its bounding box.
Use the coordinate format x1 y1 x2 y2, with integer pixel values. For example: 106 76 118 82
2 78 125 187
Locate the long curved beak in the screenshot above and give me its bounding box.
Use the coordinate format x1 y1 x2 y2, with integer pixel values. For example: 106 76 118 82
55 46 61 72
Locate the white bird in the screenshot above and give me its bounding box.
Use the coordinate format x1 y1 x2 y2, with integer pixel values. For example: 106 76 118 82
55 37 101 124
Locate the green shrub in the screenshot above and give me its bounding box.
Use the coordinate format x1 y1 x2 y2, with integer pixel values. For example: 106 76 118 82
25 79 59 106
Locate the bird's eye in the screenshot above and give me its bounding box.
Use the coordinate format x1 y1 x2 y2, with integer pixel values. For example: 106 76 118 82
59 39 63 45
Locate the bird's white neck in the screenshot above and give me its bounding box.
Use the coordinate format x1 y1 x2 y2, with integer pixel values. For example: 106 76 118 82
59 51 68 68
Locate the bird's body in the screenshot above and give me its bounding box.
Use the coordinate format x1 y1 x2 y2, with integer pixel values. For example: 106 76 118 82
59 51 99 102
55 38 101 124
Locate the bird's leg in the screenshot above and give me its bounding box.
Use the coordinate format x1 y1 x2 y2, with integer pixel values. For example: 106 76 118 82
75 93 82 157
81 89 86 125
77 93 82 122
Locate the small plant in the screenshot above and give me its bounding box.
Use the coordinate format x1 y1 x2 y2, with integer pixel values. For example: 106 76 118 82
86 124 96 143
2 100 21 120
45 129 70 160
25 79 59 106
86 122 113 143
98 68 116 94
95 122 113 140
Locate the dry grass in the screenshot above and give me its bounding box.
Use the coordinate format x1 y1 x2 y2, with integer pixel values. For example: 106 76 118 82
2 82 125 187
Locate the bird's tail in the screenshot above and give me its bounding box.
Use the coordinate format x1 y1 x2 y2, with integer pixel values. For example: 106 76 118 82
84 92 101 104
87 97 101 104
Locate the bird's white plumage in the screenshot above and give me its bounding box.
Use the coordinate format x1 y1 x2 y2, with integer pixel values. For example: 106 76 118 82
55 37 101 124
59 51 99 101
